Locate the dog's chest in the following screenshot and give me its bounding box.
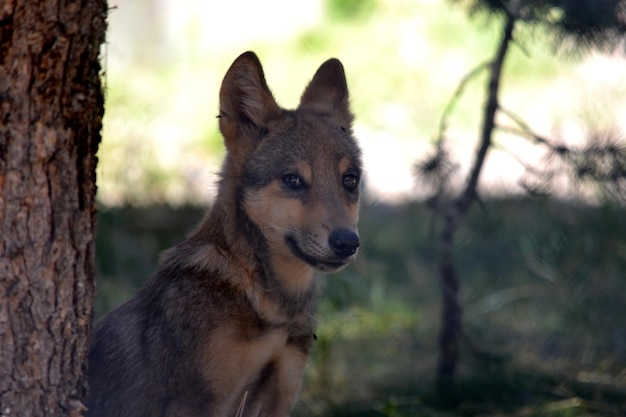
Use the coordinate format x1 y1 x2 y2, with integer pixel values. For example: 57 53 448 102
199 325 305 412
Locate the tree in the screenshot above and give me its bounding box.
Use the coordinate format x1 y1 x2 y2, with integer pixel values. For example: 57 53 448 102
0 1 107 415
415 0 626 394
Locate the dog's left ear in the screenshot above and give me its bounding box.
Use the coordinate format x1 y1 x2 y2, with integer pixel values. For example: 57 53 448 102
299 58 354 126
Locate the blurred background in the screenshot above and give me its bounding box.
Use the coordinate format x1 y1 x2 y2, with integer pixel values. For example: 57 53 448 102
96 0 626 415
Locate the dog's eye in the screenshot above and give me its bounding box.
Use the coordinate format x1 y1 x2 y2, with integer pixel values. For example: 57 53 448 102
343 174 359 191
282 173 303 190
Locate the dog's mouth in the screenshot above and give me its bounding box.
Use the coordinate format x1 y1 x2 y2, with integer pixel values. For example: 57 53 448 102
285 235 349 271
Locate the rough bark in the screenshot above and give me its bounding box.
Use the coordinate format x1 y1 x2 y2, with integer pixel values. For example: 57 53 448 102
0 0 107 416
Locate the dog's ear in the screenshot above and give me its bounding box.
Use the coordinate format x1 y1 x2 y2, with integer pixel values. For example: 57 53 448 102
299 58 354 126
219 52 281 153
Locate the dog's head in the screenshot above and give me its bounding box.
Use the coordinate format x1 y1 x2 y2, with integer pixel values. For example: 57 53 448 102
218 52 362 273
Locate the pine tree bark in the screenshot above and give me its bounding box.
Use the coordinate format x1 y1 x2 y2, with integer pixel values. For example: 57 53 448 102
0 1 106 416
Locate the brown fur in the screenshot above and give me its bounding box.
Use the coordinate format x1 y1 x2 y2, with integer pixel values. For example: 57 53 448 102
87 51 362 417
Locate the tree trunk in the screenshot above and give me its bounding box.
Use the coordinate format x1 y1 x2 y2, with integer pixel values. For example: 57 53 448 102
0 1 106 415
435 14 516 394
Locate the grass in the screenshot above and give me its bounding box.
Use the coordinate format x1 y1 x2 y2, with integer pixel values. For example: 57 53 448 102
95 197 626 416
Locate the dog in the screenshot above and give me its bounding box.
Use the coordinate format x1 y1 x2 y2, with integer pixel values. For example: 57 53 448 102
87 51 362 417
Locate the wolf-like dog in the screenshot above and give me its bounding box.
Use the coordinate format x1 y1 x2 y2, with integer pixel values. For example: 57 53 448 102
87 51 362 417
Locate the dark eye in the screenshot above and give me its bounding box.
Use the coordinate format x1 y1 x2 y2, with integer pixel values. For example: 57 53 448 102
343 173 359 191
282 173 303 190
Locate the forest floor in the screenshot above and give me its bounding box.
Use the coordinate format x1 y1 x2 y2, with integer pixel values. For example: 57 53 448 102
95 197 626 416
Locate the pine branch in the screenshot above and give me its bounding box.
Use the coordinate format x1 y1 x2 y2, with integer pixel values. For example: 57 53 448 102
498 106 554 147
437 61 490 145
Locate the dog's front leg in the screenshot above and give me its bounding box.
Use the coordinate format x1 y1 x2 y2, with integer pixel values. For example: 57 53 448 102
244 344 308 417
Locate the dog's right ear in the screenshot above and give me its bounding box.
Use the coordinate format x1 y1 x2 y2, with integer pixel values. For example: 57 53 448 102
218 52 281 154
299 58 353 127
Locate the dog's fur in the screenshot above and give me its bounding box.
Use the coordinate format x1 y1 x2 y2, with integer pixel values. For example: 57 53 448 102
86 51 362 417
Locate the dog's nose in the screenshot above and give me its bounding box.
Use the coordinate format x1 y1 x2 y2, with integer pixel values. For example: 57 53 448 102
329 229 360 258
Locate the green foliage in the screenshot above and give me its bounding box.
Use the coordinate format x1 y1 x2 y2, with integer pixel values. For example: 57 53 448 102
94 204 204 317
296 29 332 54
326 0 378 21
100 0 598 205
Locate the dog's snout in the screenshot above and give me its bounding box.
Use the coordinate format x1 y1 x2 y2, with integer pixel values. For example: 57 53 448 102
329 229 360 258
